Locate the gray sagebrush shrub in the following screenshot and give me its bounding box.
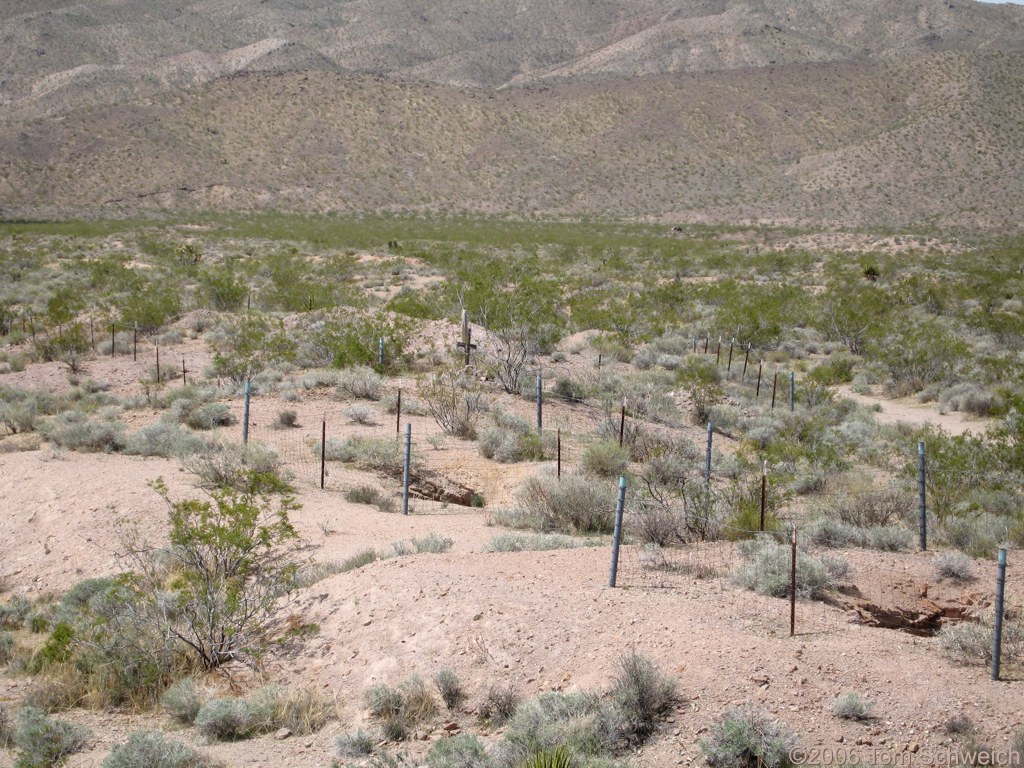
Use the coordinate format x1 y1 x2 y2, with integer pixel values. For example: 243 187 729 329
125 422 206 458
611 650 676 743
934 551 974 581
830 692 874 721
194 697 254 741
701 704 796 768
101 730 216 768
13 706 90 768
336 366 384 401
433 668 466 711
335 729 376 758
492 691 617 768
734 537 843 600
160 677 206 726
425 733 491 768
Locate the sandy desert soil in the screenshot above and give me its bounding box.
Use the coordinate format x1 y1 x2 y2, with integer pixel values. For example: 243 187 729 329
0 339 1021 767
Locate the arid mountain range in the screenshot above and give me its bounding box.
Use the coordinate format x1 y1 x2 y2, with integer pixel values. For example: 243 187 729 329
2 0 1023 229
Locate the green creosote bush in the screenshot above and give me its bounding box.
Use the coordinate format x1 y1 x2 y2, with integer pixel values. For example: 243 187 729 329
700 704 797 768
101 729 219 768
830 692 874 721
419 366 487 439
121 473 303 672
12 706 90 768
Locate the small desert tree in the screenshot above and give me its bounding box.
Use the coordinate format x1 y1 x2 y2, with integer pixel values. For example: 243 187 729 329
209 312 296 384
125 473 303 670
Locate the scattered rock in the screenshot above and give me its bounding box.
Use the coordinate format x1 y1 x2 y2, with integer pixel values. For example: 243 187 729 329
274 727 292 740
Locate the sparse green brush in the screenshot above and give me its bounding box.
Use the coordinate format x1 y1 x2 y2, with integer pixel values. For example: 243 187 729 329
734 536 846 600
611 650 676 743
160 677 206 726
580 440 629 478
336 366 385 401
410 533 454 554
485 534 601 552
324 436 407 475
499 474 615 535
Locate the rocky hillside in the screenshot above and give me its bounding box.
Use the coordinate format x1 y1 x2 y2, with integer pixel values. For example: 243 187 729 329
1 0 1023 228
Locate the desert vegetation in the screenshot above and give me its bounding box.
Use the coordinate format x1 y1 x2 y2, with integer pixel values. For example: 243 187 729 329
1 216 1023 764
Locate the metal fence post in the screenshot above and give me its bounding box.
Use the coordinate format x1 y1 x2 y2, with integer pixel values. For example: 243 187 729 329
242 380 251 444
705 421 713 489
918 441 927 551
320 416 327 490
378 337 385 368
992 548 1008 681
536 370 543 433
402 423 412 516
790 526 797 637
608 476 627 587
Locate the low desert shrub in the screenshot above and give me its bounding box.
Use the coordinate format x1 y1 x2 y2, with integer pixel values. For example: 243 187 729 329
0 632 14 665
734 537 845 600
336 366 384 401
425 733 490 768
39 411 126 452
194 697 254 741
339 549 379 572
101 730 215 768
183 442 284 491
700 705 797 768
364 676 437 742
336 729 376 758
492 691 617 768
611 650 676 743
274 410 299 429
934 551 974 581
12 706 90 768
247 684 333 736
324 436 406 475
125 422 206 458
830 692 874 721
580 440 630 478
939 384 1004 418
433 669 466 711
410 533 454 554
503 474 614 535
346 405 378 425
937 617 1024 665
170 400 235 431
478 414 549 463
485 534 601 552
160 677 206 726
0 597 32 630
478 685 519 727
